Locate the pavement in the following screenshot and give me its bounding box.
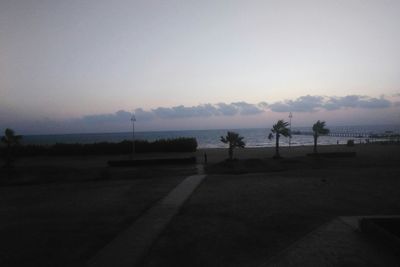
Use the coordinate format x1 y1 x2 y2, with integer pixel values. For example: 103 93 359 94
87 159 399 267
87 165 206 267
261 216 400 267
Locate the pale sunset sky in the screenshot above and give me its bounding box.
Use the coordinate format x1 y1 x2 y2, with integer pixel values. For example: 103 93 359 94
1 0 400 134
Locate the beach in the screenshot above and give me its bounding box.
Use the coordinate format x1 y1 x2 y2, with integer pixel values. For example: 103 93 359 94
1 143 399 266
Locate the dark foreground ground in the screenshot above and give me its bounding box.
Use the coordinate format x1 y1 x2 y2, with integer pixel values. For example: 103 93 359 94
0 155 196 267
141 144 400 266
0 144 399 266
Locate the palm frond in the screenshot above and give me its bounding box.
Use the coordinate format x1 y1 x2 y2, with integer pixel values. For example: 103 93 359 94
270 120 290 136
220 131 246 148
2 128 22 146
312 120 330 136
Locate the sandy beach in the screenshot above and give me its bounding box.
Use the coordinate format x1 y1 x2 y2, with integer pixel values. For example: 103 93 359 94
0 143 399 266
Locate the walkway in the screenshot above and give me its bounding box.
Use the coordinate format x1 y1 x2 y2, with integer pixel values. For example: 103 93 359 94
261 216 399 267
88 167 206 267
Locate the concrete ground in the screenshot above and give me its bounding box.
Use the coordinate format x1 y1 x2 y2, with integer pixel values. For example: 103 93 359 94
88 173 206 267
262 216 399 267
2 144 400 266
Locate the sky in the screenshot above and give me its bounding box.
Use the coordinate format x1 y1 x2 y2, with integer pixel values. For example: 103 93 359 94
1 0 400 134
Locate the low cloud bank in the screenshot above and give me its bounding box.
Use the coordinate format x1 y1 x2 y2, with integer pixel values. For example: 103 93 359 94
269 95 391 112
82 101 266 123
81 94 394 123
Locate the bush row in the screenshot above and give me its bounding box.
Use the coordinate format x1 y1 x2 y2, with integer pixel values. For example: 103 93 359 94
0 138 197 157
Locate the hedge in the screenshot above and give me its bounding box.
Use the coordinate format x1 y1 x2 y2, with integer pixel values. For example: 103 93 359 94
0 138 197 157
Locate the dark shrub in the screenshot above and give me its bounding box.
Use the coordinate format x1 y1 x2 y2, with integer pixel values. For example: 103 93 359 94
0 138 197 157
347 140 355 147
135 138 197 153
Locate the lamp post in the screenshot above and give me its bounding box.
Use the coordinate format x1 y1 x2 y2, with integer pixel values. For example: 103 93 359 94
131 113 136 158
289 112 293 148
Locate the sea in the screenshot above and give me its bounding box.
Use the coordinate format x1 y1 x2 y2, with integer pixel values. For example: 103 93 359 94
20 124 400 149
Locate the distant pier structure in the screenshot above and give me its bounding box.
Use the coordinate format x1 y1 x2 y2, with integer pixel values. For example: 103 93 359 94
292 130 400 140
327 132 371 138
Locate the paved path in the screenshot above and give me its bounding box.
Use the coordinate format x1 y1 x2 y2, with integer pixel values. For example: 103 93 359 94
261 216 399 267
88 170 206 267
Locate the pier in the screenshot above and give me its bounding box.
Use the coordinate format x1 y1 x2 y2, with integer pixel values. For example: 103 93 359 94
328 132 371 138
292 131 400 139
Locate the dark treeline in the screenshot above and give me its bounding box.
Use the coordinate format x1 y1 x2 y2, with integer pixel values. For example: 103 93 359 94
0 138 197 157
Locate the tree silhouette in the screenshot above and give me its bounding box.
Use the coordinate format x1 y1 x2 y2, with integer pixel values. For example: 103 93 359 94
268 120 291 159
312 120 330 153
1 128 22 168
220 131 245 160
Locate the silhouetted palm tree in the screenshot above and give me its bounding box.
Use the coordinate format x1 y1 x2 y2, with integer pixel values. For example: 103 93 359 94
312 120 330 153
220 131 245 160
1 128 22 167
268 120 291 158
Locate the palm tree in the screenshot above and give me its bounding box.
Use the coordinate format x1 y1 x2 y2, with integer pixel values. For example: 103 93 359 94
220 131 245 160
312 120 330 153
268 120 291 159
1 128 22 167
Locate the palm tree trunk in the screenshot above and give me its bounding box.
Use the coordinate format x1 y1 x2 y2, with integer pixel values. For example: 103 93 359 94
313 135 317 153
5 142 11 168
275 134 280 158
229 147 233 160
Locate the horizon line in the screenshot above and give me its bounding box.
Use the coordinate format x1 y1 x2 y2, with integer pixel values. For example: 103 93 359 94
19 122 400 136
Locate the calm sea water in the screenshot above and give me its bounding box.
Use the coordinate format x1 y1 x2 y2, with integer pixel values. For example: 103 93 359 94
21 124 400 148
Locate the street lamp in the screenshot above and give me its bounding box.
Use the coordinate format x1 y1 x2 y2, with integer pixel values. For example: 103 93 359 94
131 112 136 157
289 112 293 148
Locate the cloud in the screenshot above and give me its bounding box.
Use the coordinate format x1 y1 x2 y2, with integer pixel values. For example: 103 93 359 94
134 108 155 121
150 102 264 119
81 110 131 123
74 95 394 125
216 103 238 116
67 102 264 127
323 95 391 110
358 96 391 109
323 95 358 110
152 104 220 119
231 102 264 115
267 94 393 113
269 95 324 112
258 102 268 109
